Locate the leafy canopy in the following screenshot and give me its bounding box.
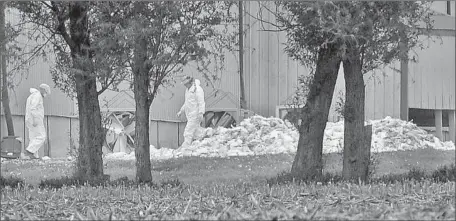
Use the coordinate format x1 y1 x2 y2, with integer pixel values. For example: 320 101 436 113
94 1 237 102
272 1 434 72
10 1 132 97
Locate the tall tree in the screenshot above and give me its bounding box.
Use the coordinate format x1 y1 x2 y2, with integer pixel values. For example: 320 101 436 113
264 1 348 179
319 1 433 182
0 1 14 137
11 2 129 179
290 45 343 179
98 1 235 182
256 1 434 180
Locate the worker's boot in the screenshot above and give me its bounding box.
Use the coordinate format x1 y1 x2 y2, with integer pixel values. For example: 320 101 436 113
22 150 33 159
23 150 39 160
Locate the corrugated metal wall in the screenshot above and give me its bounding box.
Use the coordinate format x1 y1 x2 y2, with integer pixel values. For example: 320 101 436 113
4 8 75 117
7 2 453 122
332 61 402 121
243 2 455 122
147 35 241 121
0 115 73 158
243 1 311 118
430 1 455 16
408 35 455 110
0 114 186 156
2 2 455 154
3 3 454 152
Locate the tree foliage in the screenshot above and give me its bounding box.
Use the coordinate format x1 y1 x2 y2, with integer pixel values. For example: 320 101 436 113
9 1 129 97
251 1 435 180
1 5 45 88
94 1 237 102
274 1 434 72
88 1 237 182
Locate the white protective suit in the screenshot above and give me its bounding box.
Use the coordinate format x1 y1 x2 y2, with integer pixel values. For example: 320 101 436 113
25 88 46 158
179 79 205 147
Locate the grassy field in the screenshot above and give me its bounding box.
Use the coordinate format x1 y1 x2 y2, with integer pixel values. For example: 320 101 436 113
1 148 455 220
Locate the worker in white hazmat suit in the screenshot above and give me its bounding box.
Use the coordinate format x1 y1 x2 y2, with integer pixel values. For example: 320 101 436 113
177 76 205 149
23 84 51 159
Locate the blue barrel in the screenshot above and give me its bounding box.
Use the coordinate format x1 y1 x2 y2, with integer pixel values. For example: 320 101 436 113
1 136 23 159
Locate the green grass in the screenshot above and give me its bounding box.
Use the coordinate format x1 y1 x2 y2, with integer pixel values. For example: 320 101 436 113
1 178 454 220
2 148 454 186
1 148 455 220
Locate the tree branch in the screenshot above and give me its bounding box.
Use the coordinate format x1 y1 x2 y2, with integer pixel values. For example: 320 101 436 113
7 32 56 75
97 74 116 95
243 4 289 32
51 1 76 50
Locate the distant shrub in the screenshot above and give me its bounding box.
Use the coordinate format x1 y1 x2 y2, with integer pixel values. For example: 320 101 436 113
39 176 108 189
373 173 405 184
373 166 456 184
431 163 456 182
160 178 184 188
370 167 426 184
109 176 138 187
0 175 25 189
267 170 343 186
269 164 456 186
406 167 427 181
266 171 297 186
38 175 184 189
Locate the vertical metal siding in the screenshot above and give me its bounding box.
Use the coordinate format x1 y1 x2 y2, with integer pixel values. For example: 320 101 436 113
244 2 252 111
5 9 74 116
5 3 453 123
244 2 454 122
408 35 455 110
430 1 455 16
244 2 334 119
247 1 261 114
149 44 241 120
259 7 270 116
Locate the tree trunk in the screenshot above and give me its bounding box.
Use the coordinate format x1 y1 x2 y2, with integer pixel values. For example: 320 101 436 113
0 1 14 136
69 2 105 180
132 23 152 183
291 46 342 179
342 47 371 183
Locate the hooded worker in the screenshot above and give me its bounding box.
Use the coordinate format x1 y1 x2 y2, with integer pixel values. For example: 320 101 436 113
177 76 205 148
23 83 51 159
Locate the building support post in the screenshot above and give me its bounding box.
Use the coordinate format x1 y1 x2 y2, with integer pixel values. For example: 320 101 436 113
449 110 455 143
239 1 246 110
435 109 443 140
400 32 409 121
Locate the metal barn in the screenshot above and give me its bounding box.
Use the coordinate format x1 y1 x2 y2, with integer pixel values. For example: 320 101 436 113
1 2 455 158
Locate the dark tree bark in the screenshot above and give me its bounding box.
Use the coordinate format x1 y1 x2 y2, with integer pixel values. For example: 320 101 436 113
132 14 153 183
342 46 371 183
67 2 104 179
0 1 14 136
291 46 342 179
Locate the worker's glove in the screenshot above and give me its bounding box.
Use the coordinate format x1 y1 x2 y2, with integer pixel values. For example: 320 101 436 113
177 111 182 118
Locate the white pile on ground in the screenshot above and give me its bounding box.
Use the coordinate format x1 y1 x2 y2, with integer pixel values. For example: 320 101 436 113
324 116 455 153
104 116 455 161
